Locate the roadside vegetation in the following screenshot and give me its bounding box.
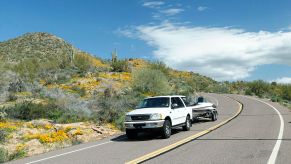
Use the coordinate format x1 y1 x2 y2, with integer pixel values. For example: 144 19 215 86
212 80 291 109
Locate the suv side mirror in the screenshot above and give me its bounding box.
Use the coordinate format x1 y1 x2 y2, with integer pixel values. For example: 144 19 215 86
171 103 178 109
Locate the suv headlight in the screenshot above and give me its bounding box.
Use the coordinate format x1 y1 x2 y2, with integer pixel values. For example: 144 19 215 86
150 113 162 120
125 115 132 122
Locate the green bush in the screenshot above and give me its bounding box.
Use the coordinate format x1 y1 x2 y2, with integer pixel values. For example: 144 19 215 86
271 96 281 102
148 61 170 75
13 58 40 82
246 80 270 97
9 149 26 161
111 60 129 72
3 101 91 123
55 111 91 124
95 92 143 130
0 147 8 163
73 52 92 73
132 68 171 95
0 130 7 144
71 86 86 97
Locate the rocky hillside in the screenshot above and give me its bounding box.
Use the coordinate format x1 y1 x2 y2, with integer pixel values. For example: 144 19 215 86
0 32 80 64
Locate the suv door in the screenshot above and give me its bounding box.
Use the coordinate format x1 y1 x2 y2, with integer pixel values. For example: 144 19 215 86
171 97 186 125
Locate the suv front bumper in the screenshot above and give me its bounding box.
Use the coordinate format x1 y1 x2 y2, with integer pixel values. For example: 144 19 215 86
124 120 164 129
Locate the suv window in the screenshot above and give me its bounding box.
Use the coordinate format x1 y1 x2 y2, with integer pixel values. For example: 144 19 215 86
171 97 185 108
137 97 170 108
181 97 190 107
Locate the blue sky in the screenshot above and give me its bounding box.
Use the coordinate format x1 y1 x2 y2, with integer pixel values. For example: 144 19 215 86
0 0 291 82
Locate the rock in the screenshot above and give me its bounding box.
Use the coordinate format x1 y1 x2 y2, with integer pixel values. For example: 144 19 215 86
30 119 52 128
26 139 45 156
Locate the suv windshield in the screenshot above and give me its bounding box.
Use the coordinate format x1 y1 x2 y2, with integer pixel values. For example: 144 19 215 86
137 97 170 108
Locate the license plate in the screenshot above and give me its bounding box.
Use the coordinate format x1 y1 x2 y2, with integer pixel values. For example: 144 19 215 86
133 124 145 128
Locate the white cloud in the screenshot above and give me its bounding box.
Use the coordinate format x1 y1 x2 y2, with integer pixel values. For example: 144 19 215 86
160 8 184 16
197 6 208 11
121 22 291 81
273 77 291 84
115 27 136 38
143 1 165 8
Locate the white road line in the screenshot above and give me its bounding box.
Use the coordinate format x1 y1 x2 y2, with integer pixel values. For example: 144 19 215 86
26 136 127 164
245 96 284 164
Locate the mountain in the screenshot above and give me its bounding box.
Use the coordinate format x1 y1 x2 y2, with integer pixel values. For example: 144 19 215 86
0 32 79 63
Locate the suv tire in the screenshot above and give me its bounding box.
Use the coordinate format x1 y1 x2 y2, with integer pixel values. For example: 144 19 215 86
161 119 171 139
183 116 191 131
126 129 137 139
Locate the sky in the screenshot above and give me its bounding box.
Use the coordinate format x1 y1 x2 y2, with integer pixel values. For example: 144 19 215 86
0 0 291 83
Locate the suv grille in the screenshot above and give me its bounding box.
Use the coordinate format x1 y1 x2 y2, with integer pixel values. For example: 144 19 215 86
131 115 150 121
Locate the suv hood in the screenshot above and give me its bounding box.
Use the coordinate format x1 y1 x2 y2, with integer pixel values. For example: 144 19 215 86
127 108 170 115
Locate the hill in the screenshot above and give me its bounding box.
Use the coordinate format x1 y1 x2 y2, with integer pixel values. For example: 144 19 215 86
0 32 78 63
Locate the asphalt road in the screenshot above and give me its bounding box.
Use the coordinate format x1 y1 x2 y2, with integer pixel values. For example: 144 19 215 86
8 94 291 164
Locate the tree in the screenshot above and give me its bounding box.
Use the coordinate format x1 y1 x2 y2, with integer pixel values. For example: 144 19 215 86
111 60 129 72
247 80 270 97
132 68 171 95
73 52 92 73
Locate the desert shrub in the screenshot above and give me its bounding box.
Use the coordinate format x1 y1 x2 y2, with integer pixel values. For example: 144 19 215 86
3 100 91 123
55 111 91 123
0 111 7 121
8 93 17 101
4 101 59 120
246 80 270 98
0 147 8 163
211 83 230 94
13 58 40 82
132 68 171 95
95 91 143 130
111 60 129 72
73 52 92 73
0 130 7 143
8 79 26 93
9 148 26 161
40 69 76 85
71 86 86 97
148 61 170 75
281 85 291 101
40 88 92 114
9 144 27 160
271 96 281 102
0 71 22 103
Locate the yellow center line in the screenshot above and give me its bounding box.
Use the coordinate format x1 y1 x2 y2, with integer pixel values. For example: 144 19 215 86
125 96 243 164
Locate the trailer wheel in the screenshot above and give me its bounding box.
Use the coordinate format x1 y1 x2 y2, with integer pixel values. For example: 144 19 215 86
211 112 217 121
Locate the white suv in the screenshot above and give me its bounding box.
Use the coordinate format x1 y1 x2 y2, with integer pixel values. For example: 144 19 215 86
124 95 193 139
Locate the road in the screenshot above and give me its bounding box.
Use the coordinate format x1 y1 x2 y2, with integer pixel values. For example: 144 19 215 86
8 94 291 164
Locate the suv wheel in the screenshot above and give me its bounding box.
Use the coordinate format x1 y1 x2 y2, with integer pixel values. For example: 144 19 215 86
161 119 171 139
126 129 137 139
183 116 191 131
